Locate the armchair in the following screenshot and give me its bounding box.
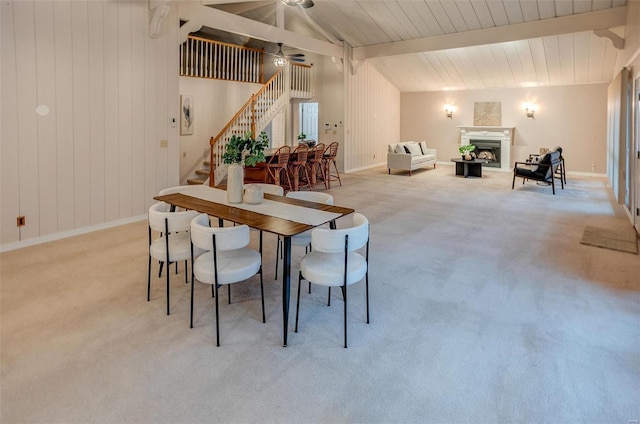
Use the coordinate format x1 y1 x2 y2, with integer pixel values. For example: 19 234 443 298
512 150 564 194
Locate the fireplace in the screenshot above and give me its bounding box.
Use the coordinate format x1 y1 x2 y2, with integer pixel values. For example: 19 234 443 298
470 139 500 168
458 126 515 171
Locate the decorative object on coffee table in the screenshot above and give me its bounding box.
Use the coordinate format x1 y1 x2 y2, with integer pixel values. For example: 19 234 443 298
459 144 476 160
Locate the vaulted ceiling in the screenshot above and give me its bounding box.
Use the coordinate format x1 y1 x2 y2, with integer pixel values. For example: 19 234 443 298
181 0 630 92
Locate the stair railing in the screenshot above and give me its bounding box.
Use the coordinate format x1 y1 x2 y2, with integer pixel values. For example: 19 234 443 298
180 35 264 83
209 69 285 186
290 63 314 98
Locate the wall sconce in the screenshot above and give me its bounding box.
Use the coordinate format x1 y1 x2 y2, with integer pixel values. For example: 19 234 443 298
444 104 455 119
524 102 537 118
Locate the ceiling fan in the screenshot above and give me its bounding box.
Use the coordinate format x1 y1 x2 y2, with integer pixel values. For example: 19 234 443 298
267 42 306 67
280 0 314 8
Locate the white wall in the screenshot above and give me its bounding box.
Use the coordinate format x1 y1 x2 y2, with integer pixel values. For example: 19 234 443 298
401 84 608 173
179 77 261 182
345 60 401 172
1 0 179 247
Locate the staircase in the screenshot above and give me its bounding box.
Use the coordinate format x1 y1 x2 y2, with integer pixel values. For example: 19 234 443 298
187 160 210 185
183 65 314 186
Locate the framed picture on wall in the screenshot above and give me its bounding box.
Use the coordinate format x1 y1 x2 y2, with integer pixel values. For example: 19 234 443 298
181 95 193 135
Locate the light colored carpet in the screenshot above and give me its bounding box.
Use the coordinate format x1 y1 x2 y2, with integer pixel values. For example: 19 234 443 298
580 225 638 254
2 165 640 423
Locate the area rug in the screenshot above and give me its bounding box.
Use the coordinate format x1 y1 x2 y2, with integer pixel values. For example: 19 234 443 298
580 226 638 254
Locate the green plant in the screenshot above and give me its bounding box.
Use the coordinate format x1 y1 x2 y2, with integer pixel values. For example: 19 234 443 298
222 131 270 166
458 144 476 155
297 132 306 141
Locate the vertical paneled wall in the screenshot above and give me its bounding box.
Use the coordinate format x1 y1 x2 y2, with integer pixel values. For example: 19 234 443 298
345 61 401 172
1 0 179 246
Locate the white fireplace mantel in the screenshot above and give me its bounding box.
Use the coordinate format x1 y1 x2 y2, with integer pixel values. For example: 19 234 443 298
458 126 515 170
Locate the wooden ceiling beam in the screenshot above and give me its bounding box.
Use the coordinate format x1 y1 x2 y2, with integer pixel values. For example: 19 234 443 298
178 2 343 58
353 6 627 60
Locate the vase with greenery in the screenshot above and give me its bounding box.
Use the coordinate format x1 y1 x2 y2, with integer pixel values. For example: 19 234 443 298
222 131 269 203
459 144 476 160
297 132 306 143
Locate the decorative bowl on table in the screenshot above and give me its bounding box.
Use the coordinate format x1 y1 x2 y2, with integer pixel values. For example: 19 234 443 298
243 184 264 204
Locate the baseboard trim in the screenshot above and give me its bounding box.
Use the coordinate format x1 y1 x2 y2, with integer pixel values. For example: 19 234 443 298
1 215 147 253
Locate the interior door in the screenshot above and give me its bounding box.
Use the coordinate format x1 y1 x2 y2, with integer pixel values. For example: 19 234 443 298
300 102 318 141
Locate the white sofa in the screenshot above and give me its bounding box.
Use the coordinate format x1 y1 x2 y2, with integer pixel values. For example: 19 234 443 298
387 141 437 176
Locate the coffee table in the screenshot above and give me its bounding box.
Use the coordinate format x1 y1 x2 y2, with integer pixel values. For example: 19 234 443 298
450 158 488 178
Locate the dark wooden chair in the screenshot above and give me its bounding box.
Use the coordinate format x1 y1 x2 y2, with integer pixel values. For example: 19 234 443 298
512 150 564 194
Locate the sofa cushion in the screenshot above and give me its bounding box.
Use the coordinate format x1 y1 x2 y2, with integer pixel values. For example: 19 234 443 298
419 141 428 154
394 144 406 154
405 142 422 156
412 154 436 165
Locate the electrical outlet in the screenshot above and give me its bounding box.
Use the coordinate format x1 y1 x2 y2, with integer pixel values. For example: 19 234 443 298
17 216 25 227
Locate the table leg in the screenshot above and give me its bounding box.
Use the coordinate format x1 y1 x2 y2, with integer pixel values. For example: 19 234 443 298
282 236 292 347
464 163 469 178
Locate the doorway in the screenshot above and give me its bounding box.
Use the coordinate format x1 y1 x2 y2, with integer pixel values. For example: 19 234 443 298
299 102 318 142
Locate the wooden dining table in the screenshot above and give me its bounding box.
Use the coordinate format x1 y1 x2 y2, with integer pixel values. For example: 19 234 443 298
154 185 354 346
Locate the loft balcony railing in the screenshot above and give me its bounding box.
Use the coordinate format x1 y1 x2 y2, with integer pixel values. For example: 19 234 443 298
180 35 264 84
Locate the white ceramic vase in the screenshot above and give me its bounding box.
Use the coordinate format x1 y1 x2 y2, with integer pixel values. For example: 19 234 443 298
226 162 244 204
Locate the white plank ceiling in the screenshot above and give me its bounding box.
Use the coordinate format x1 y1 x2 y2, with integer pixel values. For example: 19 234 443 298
198 0 630 92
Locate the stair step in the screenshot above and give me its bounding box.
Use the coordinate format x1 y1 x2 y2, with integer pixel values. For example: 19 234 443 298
195 169 209 176
188 178 206 185
204 160 211 167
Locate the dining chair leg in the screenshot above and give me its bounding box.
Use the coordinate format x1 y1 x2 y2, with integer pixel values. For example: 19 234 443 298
228 284 231 304
158 261 164 278
275 236 281 280
166 261 171 316
147 255 152 302
214 284 220 347
211 285 215 298
260 269 266 323
190 277 195 328
343 284 348 348
365 272 370 324
295 271 303 333
327 287 331 306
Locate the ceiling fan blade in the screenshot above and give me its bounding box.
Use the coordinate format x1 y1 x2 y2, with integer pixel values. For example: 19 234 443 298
287 53 305 57
289 57 305 63
300 0 314 8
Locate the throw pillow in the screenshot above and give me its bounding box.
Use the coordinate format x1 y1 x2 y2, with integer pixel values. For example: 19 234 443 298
403 146 411 154
406 143 422 156
419 141 428 155
394 144 406 154
529 155 541 172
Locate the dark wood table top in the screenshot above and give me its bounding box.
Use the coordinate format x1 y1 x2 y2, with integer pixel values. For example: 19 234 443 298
154 191 354 237
449 158 489 164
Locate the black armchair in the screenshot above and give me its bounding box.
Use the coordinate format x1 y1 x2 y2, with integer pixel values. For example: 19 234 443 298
512 150 564 194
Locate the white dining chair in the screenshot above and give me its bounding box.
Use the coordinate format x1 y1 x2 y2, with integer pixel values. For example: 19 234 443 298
148 202 201 315
275 192 334 280
294 213 370 348
190 213 265 346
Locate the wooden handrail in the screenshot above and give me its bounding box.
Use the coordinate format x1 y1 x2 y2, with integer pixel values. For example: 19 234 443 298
187 35 263 54
210 69 283 145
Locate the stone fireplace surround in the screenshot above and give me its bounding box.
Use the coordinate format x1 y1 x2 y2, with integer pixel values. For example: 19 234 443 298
458 126 515 171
